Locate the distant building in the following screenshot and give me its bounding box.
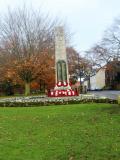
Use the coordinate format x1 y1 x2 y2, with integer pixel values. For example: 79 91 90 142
83 67 106 90
83 59 120 90
105 59 120 89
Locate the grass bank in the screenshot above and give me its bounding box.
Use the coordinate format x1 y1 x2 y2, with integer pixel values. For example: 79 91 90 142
0 104 120 160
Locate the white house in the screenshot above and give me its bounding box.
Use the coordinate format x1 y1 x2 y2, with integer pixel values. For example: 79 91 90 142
83 67 106 90
95 67 106 90
90 74 97 90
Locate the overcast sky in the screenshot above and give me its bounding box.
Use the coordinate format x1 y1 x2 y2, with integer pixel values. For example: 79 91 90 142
0 0 120 52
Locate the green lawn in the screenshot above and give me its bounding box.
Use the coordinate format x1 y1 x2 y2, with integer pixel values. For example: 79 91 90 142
0 104 120 160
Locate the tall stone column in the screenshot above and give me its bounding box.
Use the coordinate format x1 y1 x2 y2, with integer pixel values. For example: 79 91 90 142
54 27 71 90
48 26 78 97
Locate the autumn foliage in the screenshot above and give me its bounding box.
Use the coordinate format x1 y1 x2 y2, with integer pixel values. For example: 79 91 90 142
0 8 57 95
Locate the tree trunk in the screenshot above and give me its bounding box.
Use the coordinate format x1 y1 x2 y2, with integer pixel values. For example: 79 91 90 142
25 82 30 96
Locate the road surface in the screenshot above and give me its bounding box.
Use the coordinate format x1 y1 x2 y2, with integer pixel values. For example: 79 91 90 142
88 90 120 100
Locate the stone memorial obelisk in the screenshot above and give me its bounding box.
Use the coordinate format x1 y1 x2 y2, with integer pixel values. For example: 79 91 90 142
48 26 78 97
54 26 71 90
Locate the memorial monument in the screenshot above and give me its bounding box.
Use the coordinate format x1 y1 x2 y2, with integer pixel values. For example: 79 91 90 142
48 27 78 97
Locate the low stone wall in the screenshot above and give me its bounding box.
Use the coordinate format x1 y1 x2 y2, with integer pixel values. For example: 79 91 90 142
0 95 117 107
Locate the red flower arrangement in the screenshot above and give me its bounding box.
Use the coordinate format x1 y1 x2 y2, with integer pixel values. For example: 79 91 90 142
56 81 68 87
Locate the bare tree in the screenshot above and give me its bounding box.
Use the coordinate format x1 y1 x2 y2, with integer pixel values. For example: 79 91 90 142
0 7 58 58
67 47 92 84
0 7 60 95
103 17 120 59
86 16 120 70
86 43 112 68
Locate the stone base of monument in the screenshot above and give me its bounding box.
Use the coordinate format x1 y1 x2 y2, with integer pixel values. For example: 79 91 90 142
48 82 78 97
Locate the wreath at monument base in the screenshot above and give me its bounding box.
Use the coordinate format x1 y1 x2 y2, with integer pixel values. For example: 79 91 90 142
48 89 78 97
56 81 69 87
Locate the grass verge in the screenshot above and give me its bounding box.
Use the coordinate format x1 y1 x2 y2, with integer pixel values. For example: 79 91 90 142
0 103 120 160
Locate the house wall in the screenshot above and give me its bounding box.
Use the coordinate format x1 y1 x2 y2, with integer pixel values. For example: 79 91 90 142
83 80 88 87
96 69 105 89
90 68 105 90
90 75 97 90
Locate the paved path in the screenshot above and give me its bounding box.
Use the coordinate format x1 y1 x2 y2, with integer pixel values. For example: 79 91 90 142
88 90 120 100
